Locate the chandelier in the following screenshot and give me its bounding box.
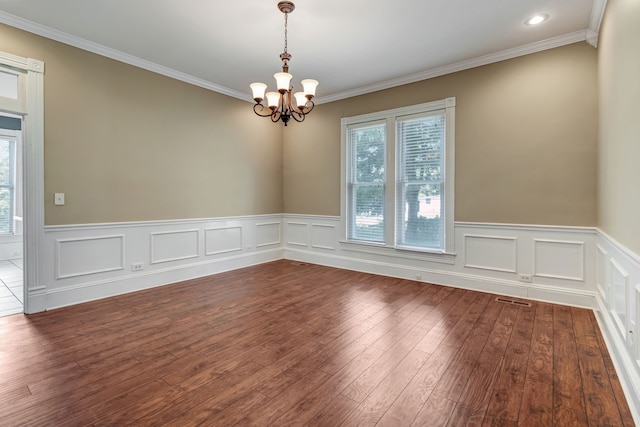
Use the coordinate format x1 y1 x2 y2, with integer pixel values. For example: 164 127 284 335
250 1 318 126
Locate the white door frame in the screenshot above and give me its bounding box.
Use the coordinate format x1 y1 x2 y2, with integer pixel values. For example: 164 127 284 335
0 50 45 314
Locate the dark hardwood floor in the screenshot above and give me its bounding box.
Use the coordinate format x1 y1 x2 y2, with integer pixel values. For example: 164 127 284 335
0 260 634 426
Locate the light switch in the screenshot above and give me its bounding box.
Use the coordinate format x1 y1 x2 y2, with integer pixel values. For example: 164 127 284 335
54 193 65 206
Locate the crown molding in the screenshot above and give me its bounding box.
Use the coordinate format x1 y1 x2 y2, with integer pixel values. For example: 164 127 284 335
315 30 587 104
0 8 598 105
587 0 608 47
0 11 250 101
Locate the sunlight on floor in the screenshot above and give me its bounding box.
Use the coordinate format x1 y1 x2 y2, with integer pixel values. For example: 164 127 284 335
0 258 23 317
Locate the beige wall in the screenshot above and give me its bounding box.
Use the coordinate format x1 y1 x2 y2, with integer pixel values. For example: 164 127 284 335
598 0 640 255
0 24 283 225
284 43 598 226
0 23 600 228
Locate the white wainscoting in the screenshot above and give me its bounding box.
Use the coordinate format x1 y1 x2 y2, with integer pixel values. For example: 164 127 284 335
40 214 283 310
284 215 597 308
594 231 640 422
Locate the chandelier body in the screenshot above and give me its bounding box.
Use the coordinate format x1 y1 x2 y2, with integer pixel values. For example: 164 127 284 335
250 1 318 126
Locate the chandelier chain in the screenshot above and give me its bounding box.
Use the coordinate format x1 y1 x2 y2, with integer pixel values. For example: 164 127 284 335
283 11 288 54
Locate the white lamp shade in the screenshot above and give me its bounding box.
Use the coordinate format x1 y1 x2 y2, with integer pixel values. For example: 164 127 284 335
274 72 293 92
293 92 307 109
266 91 280 108
249 82 267 101
301 79 319 97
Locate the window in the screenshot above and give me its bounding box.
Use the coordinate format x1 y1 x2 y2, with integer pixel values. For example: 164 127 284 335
347 121 386 243
341 97 455 254
0 131 20 235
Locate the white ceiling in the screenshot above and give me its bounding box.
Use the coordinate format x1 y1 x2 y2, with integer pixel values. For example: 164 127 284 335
0 0 604 104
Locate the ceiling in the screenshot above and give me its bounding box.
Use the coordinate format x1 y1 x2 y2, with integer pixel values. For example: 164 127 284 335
0 0 605 104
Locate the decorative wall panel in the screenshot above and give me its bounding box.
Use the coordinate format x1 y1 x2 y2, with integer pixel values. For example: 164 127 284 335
286 222 308 247
205 226 242 256
150 229 199 264
534 239 585 281
311 224 336 250
256 222 281 248
464 234 517 273
56 235 124 279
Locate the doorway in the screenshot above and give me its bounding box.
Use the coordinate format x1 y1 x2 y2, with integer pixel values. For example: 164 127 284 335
0 51 45 315
0 118 23 317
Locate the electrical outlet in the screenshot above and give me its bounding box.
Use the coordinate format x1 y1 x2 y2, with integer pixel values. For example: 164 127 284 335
416 274 422 280
54 193 65 206
131 263 143 272
518 274 533 283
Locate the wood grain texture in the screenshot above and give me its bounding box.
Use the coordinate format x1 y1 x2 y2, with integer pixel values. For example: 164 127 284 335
0 260 633 426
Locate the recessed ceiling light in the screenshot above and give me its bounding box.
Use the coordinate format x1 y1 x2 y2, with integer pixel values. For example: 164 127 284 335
525 14 549 25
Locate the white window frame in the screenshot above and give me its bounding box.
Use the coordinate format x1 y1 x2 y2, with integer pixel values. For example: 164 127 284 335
340 97 456 260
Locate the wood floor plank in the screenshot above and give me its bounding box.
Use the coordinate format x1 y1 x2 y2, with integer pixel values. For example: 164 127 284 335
307 394 360 427
431 297 504 401
376 343 459 426
411 393 458 427
239 368 330 425
552 305 588 426
446 304 518 427
482 304 535 426
0 260 633 426
518 305 554 427
273 344 386 425
340 348 430 425
572 307 626 427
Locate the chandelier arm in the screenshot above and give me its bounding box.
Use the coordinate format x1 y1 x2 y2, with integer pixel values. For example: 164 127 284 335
294 100 314 115
271 110 282 123
302 100 315 114
253 103 275 118
290 110 306 123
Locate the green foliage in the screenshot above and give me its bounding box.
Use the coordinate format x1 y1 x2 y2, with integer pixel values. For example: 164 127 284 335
353 125 385 217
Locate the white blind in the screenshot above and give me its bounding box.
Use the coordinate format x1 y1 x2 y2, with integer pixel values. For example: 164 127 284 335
0 139 15 234
396 111 445 250
347 122 386 242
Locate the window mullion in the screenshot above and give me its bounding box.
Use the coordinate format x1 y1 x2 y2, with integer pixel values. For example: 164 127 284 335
385 117 396 246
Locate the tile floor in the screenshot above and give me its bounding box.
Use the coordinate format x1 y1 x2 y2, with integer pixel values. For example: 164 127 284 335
0 258 23 317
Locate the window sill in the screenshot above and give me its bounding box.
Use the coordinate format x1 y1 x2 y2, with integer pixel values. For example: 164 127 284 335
339 240 456 265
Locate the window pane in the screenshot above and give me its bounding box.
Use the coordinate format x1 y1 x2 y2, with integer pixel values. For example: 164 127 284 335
0 140 12 185
350 124 385 183
0 139 14 233
0 187 12 233
348 123 385 242
351 184 384 242
396 112 445 250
